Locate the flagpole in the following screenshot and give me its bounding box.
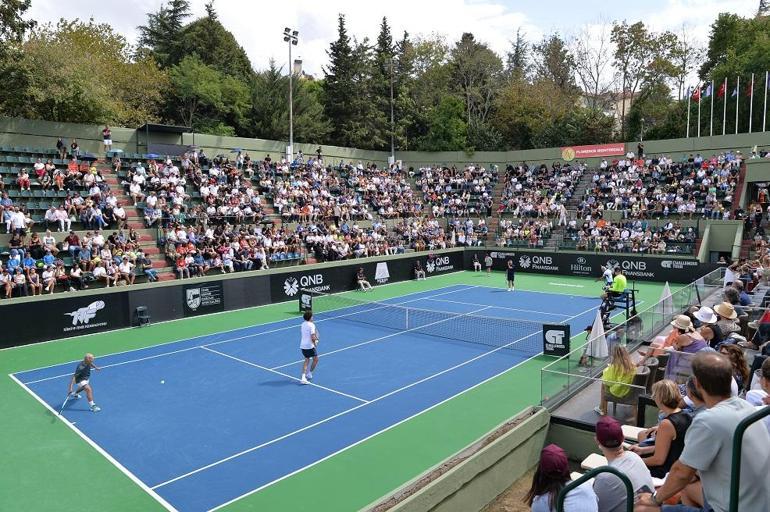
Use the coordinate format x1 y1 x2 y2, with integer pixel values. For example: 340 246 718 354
697 82 701 137
686 86 691 138
750 72 754 133
710 79 714 137
723 77 727 135
735 75 741 135
762 71 768 132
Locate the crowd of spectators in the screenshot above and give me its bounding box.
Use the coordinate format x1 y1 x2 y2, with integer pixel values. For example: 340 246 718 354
579 151 741 220
1 228 155 298
496 218 552 248
160 222 301 277
566 218 697 253
416 165 496 218
497 162 583 217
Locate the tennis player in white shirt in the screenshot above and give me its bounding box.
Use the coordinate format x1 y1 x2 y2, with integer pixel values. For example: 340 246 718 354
300 311 319 385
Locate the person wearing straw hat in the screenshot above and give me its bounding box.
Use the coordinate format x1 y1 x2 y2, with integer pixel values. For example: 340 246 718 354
713 302 739 336
524 444 598 511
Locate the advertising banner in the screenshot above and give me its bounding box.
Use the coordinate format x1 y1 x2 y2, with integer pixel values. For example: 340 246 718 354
561 143 626 161
269 252 464 304
0 293 130 348
466 250 720 284
183 282 224 317
543 324 571 357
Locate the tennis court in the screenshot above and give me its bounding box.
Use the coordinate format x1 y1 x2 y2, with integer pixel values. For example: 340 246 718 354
12 281 600 512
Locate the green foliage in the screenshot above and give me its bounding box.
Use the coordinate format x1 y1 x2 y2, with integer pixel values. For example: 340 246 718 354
181 4 253 81
419 96 467 151
137 0 191 68
251 60 330 143
0 19 167 125
0 0 35 57
168 54 250 133
505 28 530 81
450 33 503 126
533 34 577 94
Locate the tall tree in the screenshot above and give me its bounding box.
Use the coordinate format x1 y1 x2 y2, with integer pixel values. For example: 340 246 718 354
181 3 253 81
505 28 530 81
420 96 467 151
370 17 395 150
669 25 703 100
251 60 330 143
534 33 577 94
323 14 356 147
571 21 615 111
450 33 503 126
393 31 416 150
137 0 191 68
611 21 663 139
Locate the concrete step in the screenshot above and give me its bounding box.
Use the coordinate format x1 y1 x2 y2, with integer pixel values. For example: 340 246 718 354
157 273 176 282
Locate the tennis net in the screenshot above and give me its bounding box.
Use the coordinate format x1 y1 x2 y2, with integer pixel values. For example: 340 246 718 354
303 289 557 355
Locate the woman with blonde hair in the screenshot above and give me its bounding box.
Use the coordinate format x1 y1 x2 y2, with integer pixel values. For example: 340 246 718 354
595 344 636 416
629 380 692 478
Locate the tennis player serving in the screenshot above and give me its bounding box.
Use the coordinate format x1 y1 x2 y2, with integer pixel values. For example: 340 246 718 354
67 353 101 412
300 311 319 385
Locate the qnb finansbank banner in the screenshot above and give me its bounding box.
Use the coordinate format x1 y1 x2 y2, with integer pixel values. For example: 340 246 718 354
468 250 720 284
561 143 626 161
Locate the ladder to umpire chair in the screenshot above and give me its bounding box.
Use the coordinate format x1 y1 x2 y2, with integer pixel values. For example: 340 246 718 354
610 281 639 320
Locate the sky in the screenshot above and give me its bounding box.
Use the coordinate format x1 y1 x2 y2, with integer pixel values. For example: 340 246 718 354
25 0 759 77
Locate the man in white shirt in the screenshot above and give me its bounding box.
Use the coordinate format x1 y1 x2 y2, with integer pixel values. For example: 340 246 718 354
299 310 319 385
118 257 135 285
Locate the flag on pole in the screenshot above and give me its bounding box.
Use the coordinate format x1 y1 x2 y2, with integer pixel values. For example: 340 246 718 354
692 86 701 102
584 310 608 359
732 85 739 97
717 81 726 98
703 83 712 97
746 75 754 97
722 77 728 135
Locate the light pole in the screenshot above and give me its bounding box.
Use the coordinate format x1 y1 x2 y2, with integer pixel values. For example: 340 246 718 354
389 56 395 165
283 27 298 162
640 117 645 142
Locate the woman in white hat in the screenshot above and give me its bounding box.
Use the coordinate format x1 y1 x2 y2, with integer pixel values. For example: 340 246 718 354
714 301 739 335
693 306 725 348
638 314 701 365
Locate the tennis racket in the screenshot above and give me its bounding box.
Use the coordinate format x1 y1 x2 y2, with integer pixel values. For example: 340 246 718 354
58 392 73 415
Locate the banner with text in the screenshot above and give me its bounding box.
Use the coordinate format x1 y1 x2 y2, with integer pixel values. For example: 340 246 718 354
561 143 626 161
465 250 721 284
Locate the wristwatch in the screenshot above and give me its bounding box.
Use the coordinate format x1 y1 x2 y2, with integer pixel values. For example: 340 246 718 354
652 491 664 505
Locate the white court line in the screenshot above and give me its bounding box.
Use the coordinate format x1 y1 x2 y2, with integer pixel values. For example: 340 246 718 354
7 374 178 512
269 305 492 370
21 286 479 385
471 282 604 299
422 297 572 317
199 346 369 404
152 302 597 492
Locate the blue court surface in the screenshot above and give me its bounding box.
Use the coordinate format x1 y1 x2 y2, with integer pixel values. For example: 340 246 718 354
13 284 599 512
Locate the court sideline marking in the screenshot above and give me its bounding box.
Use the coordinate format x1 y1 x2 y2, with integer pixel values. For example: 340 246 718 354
19 285 479 385
8 374 179 512
150 302 598 493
